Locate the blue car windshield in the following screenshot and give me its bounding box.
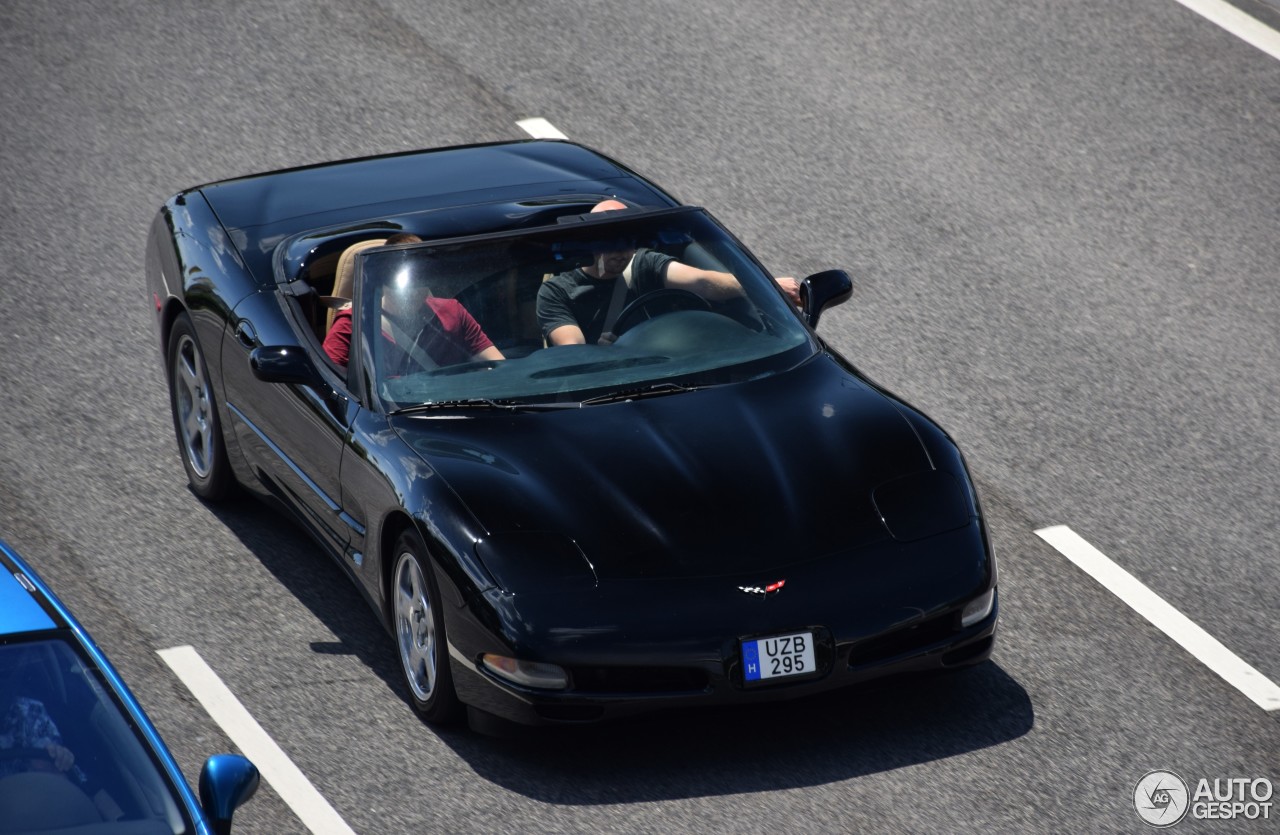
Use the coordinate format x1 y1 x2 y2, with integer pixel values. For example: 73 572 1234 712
354 207 813 410
0 638 194 834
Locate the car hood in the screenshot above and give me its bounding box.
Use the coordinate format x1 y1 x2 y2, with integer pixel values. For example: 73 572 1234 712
396 356 937 580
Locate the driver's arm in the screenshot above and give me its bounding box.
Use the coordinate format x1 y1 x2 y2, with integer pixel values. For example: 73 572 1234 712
662 261 744 301
667 263 803 308
537 280 589 345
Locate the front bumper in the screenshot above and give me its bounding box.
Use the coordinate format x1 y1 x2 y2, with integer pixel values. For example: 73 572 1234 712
450 589 998 726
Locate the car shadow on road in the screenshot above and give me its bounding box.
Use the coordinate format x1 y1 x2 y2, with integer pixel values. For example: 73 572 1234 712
198 493 408 684
207 493 1032 802
443 660 1033 802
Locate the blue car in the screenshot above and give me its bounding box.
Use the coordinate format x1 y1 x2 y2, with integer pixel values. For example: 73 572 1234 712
0 537 259 834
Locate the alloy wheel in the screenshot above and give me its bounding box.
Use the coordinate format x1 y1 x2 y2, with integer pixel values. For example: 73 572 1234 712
394 553 437 702
173 333 215 478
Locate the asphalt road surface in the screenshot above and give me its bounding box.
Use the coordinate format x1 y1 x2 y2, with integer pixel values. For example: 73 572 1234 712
1 1 1277 832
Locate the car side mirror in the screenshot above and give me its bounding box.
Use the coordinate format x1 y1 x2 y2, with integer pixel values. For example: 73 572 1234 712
800 269 853 330
198 754 260 835
249 345 324 387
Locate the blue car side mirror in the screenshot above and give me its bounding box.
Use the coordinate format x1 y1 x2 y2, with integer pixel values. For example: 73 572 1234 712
199 754 260 835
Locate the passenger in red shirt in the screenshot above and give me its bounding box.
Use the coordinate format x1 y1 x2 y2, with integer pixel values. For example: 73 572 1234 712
323 233 504 370
323 298 502 368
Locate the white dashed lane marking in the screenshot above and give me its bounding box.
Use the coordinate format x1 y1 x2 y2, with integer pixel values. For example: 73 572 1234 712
1036 526 1280 712
516 117 569 139
1174 0 1280 59
158 645 358 835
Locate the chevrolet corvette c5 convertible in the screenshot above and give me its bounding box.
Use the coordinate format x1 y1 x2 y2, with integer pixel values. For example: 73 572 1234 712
145 139 998 729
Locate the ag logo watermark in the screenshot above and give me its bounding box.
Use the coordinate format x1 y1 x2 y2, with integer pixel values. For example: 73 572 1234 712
1135 771 1190 827
1134 770 1273 827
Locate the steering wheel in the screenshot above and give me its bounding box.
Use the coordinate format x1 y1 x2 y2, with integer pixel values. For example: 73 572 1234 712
611 289 711 337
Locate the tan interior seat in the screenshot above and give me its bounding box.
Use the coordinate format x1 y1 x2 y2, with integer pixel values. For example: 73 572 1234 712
322 238 387 334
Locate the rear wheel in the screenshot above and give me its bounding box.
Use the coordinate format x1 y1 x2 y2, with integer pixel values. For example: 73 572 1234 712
392 530 462 724
167 313 234 500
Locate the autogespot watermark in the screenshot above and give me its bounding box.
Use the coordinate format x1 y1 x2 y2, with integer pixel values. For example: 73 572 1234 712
1134 770 1274 827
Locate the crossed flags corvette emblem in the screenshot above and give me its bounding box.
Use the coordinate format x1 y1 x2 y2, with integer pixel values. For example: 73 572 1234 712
738 579 786 597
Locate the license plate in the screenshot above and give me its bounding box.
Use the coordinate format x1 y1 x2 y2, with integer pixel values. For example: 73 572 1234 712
741 630 816 685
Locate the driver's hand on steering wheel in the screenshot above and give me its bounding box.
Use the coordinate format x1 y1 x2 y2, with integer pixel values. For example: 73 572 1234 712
597 331 618 346
45 743 75 772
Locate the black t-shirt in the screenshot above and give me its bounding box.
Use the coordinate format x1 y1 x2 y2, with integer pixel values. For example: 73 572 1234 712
537 249 674 344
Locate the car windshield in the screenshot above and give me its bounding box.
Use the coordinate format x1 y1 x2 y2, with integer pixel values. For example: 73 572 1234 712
0 638 193 834
353 207 813 411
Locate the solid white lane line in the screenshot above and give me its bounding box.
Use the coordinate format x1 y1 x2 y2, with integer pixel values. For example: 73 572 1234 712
1174 0 1280 60
1035 526 1280 712
516 117 569 139
157 645 358 835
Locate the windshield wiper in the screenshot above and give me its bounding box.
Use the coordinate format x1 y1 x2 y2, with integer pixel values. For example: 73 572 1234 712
390 398 578 415
577 381 704 406
390 382 706 414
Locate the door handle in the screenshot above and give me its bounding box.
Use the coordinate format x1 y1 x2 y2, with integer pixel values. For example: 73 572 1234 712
235 321 257 349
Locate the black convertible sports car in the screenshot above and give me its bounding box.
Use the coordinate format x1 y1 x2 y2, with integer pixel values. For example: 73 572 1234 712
146 140 997 729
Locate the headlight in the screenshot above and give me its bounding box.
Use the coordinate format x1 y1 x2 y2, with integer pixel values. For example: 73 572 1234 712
960 587 996 627
482 654 569 690
872 471 969 542
473 532 596 594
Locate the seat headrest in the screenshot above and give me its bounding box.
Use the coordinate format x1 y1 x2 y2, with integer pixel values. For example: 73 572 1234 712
326 239 388 333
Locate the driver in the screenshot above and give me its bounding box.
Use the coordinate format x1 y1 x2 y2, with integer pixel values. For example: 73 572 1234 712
537 200 802 346
0 696 81 782
0 695 124 821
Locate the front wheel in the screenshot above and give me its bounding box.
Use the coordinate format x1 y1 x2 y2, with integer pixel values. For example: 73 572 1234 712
167 314 235 500
392 531 462 724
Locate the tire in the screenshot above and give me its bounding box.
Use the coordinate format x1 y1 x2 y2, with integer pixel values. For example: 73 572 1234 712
166 314 235 501
392 530 462 724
